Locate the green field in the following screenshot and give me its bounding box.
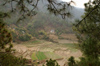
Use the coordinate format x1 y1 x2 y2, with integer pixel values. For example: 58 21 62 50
36 51 46 60
31 51 46 60
31 40 41 44
44 52 61 59
31 52 37 60
31 51 61 61
62 43 79 52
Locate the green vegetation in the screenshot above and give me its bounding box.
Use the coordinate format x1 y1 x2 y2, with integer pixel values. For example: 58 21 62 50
31 51 46 60
18 33 32 41
31 51 61 61
72 0 100 66
36 51 47 60
0 12 12 51
0 12 27 66
43 59 60 66
44 52 61 59
31 52 37 60
1 0 100 66
0 53 26 66
3 12 73 42
31 40 41 44
62 43 79 52
68 56 76 66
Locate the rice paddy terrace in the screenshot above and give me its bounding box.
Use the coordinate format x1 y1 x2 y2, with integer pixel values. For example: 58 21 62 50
13 40 82 66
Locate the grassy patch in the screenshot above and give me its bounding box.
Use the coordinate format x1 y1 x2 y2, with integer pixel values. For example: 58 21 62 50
31 51 61 60
21 40 41 47
62 43 79 52
31 40 41 44
31 52 37 60
44 52 61 59
36 51 46 60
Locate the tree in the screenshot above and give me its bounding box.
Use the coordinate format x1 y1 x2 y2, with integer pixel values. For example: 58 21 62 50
0 12 13 52
73 0 100 65
1 0 75 20
0 53 26 66
1 0 100 66
43 59 60 66
68 56 76 66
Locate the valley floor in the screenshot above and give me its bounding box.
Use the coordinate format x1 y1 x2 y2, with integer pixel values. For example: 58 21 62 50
13 39 82 66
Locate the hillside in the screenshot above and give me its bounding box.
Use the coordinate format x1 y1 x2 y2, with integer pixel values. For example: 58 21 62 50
0 0 84 42
6 12 77 42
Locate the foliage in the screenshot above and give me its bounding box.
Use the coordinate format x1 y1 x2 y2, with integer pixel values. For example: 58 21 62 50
73 0 100 40
68 56 76 66
1 0 74 20
81 37 100 59
77 57 100 66
39 30 47 35
0 11 73 42
0 53 26 66
11 30 18 42
36 51 46 60
0 12 13 52
72 0 100 66
18 33 32 41
43 59 60 66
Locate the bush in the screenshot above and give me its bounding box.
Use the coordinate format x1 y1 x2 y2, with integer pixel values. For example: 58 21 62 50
68 56 76 66
18 33 32 41
43 59 60 66
77 57 100 66
39 30 47 35
43 35 50 40
0 53 26 66
11 30 18 42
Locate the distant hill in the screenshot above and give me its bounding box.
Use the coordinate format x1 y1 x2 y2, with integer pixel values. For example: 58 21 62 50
7 12 75 42
37 0 85 20
72 7 84 19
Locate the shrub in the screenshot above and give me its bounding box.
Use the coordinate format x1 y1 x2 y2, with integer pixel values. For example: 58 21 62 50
77 57 100 66
38 30 47 35
68 56 76 66
11 30 18 42
0 53 26 66
43 59 60 66
18 33 32 41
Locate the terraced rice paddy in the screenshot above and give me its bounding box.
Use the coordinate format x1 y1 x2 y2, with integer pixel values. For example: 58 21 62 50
14 40 82 66
31 52 37 60
31 51 61 60
36 51 46 60
44 52 61 59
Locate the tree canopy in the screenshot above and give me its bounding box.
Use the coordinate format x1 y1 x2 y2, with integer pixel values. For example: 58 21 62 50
1 0 75 20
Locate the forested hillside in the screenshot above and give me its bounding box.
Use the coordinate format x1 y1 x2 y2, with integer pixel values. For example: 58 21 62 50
5 12 74 42
0 0 84 42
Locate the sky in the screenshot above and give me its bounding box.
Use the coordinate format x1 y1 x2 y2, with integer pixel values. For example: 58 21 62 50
61 0 89 8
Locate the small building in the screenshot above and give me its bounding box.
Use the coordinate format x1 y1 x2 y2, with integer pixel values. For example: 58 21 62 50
50 29 55 33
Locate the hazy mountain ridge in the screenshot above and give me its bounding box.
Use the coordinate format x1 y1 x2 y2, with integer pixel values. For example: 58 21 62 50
37 0 85 20
0 0 84 20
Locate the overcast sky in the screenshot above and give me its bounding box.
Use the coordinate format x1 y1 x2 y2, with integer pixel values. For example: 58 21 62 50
61 0 89 8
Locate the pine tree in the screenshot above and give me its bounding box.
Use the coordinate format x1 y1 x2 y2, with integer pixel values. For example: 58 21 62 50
73 0 100 66
0 12 13 52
